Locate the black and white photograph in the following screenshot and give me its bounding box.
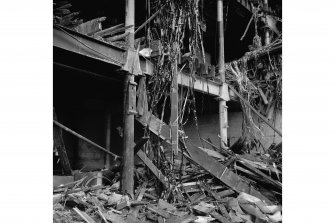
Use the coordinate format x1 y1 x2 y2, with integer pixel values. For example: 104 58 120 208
3 0 335 222
52 0 282 222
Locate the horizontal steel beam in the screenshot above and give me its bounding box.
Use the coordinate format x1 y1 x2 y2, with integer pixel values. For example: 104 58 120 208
54 25 154 75
53 25 230 99
54 25 125 66
178 72 222 98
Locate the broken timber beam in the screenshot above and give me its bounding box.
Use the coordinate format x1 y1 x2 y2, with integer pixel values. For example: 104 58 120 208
106 32 130 42
98 25 134 38
135 113 171 143
185 144 272 204
237 156 282 190
92 23 124 37
53 120 120 159
136 150 169 189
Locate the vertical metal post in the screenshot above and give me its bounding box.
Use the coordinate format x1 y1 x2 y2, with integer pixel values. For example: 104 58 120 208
217 0 228 149
122 0 135 196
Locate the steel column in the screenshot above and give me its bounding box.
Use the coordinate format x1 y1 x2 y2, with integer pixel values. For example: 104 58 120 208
217 0 228 149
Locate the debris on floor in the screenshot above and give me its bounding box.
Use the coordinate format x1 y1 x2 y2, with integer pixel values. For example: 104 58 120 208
53 1 282 222
53 140 282 223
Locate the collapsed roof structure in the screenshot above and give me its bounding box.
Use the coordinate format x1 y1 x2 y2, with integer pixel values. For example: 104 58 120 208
53 0 282 222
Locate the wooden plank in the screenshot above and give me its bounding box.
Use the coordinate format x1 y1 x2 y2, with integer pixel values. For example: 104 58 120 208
179 184 202 193
74 17 106 35
216 189 234 198
192 202 215 214
73 207 97 223
103 25 134 37
185 144 272 204
198 147 226 161
147 204 170 219
106 32 130 42
93 23 124 37
143 193 158 200
136 182 147 201
53 120 120 159
136 150 169 188
237 156 282 190
178 182 224 193
136 113 171 143
158 199 177 212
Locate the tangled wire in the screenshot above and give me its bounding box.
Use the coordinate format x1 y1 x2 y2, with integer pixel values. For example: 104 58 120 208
225 41 282 150
139 0 206 195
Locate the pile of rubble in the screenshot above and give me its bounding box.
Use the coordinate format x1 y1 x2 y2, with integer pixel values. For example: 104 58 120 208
53 140 282 223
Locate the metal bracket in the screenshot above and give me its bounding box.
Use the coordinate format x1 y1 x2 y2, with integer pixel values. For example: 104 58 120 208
122 48 143 76
219 82 230 101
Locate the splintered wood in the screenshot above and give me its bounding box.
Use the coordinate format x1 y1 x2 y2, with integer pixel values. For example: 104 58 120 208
185 143 272 204
53 2 282 222
54 143 281 223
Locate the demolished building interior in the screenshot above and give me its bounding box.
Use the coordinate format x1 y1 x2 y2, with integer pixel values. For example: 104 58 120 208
53 0 282 222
